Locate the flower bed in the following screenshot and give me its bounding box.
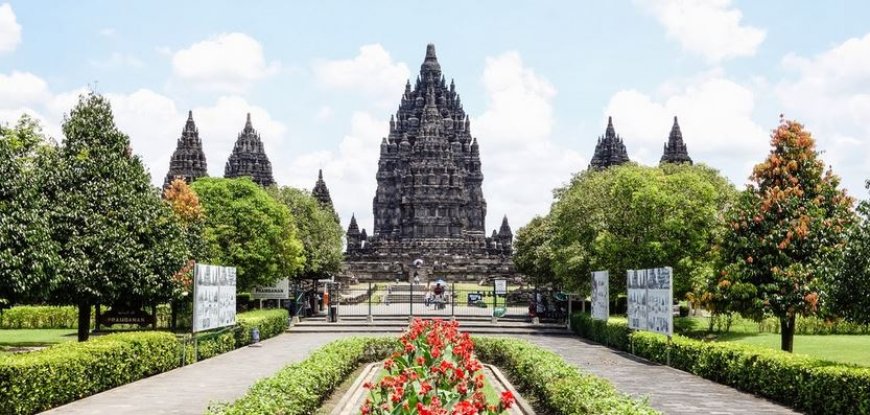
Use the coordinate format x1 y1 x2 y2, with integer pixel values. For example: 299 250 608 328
362 319 514 415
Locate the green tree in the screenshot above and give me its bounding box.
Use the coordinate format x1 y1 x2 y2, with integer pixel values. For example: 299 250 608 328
719 119 854 352
267 186 343 280
513 215 557 287
191 177 305 291
550 163 736 299
49 93 188 341
826 180 870 325
0 116 58 307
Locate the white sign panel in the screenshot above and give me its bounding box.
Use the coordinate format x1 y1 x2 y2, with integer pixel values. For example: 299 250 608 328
252 278 290 300
627 267 673 336
591 271 609 321
193 263 237 333
494 279 507 295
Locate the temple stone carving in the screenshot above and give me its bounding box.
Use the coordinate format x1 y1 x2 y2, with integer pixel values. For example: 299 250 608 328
224 113 275 186
660 116 693 165
312 169 334 208
163 110 208 188
589 116 631 170
344 44 515 281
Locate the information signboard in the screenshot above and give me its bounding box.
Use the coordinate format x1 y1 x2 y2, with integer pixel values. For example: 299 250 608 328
591 270 609 321
494 279 507 295
193 263 237 333
252 278 290 300
627 267 673 336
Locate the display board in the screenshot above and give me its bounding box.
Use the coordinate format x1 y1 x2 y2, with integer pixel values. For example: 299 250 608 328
494 279 507 295
193 263 237 333
591 270 609 321
252 278 290 300
627 267 673 336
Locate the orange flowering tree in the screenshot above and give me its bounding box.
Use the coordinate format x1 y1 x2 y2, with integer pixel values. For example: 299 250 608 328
718 119 854 352
163 178 207 300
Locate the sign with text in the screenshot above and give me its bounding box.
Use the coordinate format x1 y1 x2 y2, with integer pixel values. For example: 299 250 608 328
591 270 609 321
494 279 507 295
252 278 290 300
193 263 237 333
627 267 673 336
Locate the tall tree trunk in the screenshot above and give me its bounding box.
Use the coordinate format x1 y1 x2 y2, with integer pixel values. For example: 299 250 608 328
77 302 91 342
780 314 795 352
170 300 178 331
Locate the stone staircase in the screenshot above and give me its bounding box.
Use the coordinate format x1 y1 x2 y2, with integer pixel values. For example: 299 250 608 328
288 317 571 336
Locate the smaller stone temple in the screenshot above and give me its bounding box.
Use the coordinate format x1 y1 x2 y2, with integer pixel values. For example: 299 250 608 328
312 169 334 209
224 113 275 187
589 116 631 169
660 116 692 165
163 110 208 188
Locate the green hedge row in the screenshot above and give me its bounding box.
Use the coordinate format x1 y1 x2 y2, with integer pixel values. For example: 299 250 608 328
571 313 870 415
207 337 397 415
0 331 180 415
758 315 870 335
475 337 659 415
0 306 86 329
234 309 288 347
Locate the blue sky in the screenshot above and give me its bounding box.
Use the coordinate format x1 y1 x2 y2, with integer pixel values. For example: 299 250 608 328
1 1 869 233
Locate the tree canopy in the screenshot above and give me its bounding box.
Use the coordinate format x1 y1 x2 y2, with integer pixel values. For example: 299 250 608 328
512 215 556 287
267 186 344 280
828 180 870 325
191 177 305 291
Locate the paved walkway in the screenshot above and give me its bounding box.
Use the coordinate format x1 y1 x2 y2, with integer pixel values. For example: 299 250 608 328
515 335 799 415
41 332 354 415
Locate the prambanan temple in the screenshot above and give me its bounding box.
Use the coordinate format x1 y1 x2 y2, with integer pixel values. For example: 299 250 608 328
344 44 515 281
162 43 693 282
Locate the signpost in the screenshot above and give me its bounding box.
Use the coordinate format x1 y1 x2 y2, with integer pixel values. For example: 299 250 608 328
626 267 673 336
252 278 290 310
591 270 609 321
192 263 237 333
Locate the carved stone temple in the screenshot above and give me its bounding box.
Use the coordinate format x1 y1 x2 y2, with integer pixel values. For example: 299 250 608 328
224 113 275 186
589 116 631 170
344 44 515 282
660 116 692 165
163 110 208 188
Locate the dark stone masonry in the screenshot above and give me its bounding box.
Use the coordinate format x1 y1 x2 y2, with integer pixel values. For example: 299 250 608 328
163 111 208 188
344 44 515 281
660 116 693 165
224 113 275 187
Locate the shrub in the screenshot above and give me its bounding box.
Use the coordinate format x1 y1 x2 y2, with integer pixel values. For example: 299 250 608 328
570 313 631 350
571 313 870 415
0 306 86 329
758 315 870 335
475 337 659 415
0 331 180 414
234 308 288 347
207 337 397 415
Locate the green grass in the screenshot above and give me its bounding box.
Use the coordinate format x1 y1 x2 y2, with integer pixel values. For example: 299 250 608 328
0 329 78 346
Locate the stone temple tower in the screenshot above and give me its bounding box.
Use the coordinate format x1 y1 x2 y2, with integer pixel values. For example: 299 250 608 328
164 110 208 188
589 116 631 170
344 44 514 281
224 113 275 186
660 116 693 165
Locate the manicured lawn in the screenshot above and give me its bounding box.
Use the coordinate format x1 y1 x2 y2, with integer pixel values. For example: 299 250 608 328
0 329 78 346
728 333 870 367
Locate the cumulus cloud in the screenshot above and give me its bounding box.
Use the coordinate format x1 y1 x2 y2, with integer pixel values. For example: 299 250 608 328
0 71 51 107
603 70 769 187
635 0 765 63
171 33 279 93
90 53 144 69
0 3 20 54
777 33 870 197
312 44 410 107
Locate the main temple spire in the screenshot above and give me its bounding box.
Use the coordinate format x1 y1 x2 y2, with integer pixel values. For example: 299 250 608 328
660 116 693 165
163 110 207 188
588 116 630 170
224 113 275 186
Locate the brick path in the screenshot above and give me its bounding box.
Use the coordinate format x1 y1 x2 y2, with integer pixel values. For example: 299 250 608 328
40 332 355 415
515 335 800 415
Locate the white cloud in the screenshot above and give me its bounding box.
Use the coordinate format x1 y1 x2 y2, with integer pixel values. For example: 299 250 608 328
0 3 21 54
315 105 334 122
0 71 51 107
171 33 279 93
474 52 585 231
777 33 870 198
312 44 410 107
603 71 768 188
635 0 765 63
90 52 144 69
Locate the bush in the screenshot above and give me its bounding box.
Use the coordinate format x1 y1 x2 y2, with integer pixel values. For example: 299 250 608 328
234 308 288 347
0 306 86 329
0 331 180 414
475 337 659 415
207 337 397 415
758 315 870 335
571 313 870 415
570 313 631 350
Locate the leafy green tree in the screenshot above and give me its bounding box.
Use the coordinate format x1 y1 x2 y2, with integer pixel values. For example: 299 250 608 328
825 180 870 325
0 116 59 307
550 163 736 299
719 119 854 352
513 215 557 287
49 93 188 341
191 177 305 291
267 186 343 280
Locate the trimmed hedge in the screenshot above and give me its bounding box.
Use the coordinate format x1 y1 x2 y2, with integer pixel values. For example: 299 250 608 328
0 331 180 415
207 337 397 414
475 337 659 415
758 315 870 335
571 313 870 415
0 306 86 329
234 308 288 347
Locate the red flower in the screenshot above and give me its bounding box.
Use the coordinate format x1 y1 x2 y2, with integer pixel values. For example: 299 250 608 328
500 391 515 409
